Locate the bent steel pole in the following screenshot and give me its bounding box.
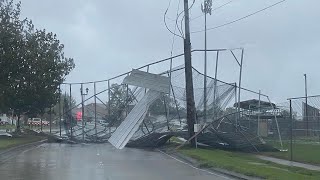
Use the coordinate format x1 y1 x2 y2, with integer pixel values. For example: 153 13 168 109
237 48 244 128
267 96 283 148
213 51 219 121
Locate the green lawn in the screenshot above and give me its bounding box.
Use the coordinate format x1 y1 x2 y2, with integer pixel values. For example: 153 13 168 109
0 135 45 150
0 124 15 130
264 140 320 165
179 148 320 180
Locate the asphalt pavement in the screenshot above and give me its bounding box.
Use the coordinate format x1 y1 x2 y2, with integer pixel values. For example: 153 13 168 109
0 143 233 180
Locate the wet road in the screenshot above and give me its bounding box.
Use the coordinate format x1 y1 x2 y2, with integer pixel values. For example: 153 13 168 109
0 143 232 180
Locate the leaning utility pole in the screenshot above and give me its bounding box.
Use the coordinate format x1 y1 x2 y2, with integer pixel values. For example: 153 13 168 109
201 0 212 124
184 0 196 147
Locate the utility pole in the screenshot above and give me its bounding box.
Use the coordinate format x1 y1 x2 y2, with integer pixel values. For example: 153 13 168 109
184 0 197 147
201 0 212 124
304 74 308 136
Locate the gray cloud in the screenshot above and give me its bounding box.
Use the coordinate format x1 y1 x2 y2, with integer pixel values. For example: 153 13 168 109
18 0 320 103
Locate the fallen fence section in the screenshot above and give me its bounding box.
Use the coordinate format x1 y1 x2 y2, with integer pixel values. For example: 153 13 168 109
108 90 162 149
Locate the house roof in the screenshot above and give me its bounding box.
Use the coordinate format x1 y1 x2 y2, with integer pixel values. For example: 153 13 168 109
233 99 276 110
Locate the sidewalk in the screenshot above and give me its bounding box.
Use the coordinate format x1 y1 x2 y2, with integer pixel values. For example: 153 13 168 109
256 155 320 171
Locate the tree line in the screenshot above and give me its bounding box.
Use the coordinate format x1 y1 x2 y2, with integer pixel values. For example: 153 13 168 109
0 1 75 130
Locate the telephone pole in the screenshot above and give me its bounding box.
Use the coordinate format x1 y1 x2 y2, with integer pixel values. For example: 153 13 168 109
201 0 212 124
184 0 196 147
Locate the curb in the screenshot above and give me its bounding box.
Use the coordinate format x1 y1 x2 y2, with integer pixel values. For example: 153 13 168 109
0 139 48 157
160 148 262 180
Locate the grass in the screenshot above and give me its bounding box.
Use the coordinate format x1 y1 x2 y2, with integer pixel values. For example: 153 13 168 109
0 135 45 150
264 139 320 165
179 148 320 180
0 124 15 130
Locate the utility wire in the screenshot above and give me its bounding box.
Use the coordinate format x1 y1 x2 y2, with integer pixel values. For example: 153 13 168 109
164 0 184 39
170 0 182 54
172 0 196 38
179 0 196 37
191 0 286 33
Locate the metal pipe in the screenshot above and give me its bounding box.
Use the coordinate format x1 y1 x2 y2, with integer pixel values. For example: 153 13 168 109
125 74 129 117
168 59 173 120
267 96 283 148
171 84 182 126
234 83 237 132
145 65 149 94
290 99 293 161
192 67 269 97
258 90 261 136
237 48 244 128
304 74 308 136
108 80 111 134
94 82 97 140
59 85 62 137
81 83 85 141
61 49 239 85
213 51 219 120
69 84 73 138
163 96 170 131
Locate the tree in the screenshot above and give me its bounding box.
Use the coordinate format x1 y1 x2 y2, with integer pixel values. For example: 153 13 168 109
106 83 134 126
0 1 75 131
50 93 77 118
149 95 182 116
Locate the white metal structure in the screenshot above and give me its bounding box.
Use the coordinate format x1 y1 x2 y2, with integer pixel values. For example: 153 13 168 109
123 69 170 93
108 90 161 149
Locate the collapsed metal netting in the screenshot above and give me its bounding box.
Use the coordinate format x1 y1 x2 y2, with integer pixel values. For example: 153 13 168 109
38 64 281 151
277 96 320 139
129 66 237 141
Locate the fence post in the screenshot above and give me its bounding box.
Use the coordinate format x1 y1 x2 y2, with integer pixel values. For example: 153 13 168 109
59 85 62 137
213 50 219 121
81 83 85 141
290 99 293 161
94 82 97 141
258 90 261 136
108 80 111 134
69 84 73 138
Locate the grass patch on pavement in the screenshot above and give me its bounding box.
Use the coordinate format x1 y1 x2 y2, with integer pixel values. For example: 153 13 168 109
264 140 320 165
0 124 15 130
0 135 45 150
179 148 320 180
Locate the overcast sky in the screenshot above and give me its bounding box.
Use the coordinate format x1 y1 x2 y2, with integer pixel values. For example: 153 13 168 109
18 0 320 103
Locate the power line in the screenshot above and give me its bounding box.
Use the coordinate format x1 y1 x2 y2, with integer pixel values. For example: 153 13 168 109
164 0 184 39
179 0 196 37
170 0 182 55
191 0 286 34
